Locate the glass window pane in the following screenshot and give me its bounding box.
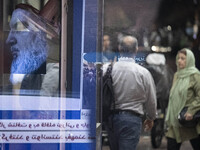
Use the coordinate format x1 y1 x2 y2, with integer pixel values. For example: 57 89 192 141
1 0 60 97
0 0 98 149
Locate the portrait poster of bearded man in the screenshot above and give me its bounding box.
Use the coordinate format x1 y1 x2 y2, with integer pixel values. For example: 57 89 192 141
5 0 60 97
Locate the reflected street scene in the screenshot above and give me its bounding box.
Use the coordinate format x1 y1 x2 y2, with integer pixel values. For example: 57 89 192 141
102 0 200 149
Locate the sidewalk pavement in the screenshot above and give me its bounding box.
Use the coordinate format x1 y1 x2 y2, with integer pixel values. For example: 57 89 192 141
102 135 193 150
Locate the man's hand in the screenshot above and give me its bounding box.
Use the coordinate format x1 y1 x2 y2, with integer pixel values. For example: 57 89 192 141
184 112 193 121
143 119 154 132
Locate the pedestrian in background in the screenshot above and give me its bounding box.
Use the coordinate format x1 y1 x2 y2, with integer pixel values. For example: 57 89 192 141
165 48 200 150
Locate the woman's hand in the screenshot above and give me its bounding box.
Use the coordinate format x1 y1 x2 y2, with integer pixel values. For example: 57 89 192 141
184 113 193 120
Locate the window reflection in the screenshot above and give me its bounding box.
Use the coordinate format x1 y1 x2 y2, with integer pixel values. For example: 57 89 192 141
2 0 60 97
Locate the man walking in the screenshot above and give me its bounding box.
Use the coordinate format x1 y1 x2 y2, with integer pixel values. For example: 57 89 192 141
104 35 157 150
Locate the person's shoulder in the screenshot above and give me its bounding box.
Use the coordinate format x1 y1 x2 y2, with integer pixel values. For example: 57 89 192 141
191 72 200 80
102 62 112 76
135 63 151 75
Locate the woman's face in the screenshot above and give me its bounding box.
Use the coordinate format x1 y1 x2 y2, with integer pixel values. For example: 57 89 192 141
177 52 186 69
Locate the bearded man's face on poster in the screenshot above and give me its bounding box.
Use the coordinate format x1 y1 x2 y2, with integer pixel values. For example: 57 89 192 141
6 9 48 82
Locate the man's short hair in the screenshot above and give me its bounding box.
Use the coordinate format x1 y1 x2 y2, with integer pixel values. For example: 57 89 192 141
119 36 138 55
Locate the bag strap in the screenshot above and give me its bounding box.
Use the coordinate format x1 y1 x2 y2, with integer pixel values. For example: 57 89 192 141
105 63 113 77
105 63 115 129
105 63 115 110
